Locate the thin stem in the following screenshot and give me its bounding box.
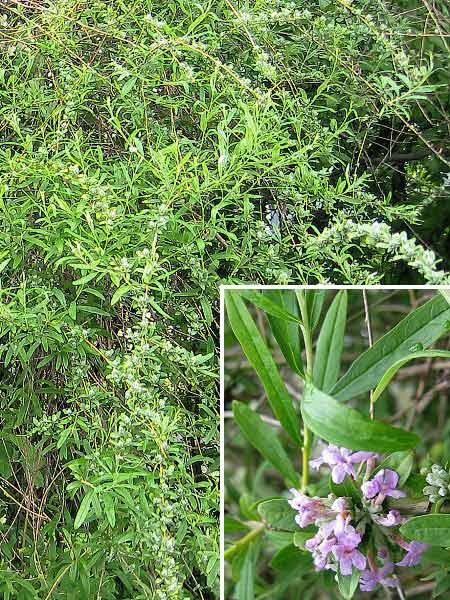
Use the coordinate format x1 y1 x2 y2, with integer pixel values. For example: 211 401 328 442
223 523 265 561
302 427 312 491
363 290 375 419
297 291 314 492
433 498 445 513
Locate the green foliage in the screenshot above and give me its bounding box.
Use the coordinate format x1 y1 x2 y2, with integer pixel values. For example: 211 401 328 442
301 383 420 452
401 515 450 546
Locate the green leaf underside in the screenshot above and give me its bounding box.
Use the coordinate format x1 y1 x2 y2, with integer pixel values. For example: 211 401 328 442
400 515 450 546
313 290 347 393
269 544 312 572
257 499 299 532
337 567 360 599
233 401 298 486
332 294 450 401
372 350 450 403
74 489 96 529
225 292 301 444
235 543 256 600
301 384 419 452
265 290 304 376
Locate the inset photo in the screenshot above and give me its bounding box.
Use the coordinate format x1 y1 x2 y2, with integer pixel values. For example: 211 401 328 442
221 287 450 600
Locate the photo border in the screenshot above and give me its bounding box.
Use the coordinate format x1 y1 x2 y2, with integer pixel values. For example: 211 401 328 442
219 283 450 599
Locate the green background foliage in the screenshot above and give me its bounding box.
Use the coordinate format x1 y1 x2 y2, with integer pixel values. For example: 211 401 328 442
0 0 450 597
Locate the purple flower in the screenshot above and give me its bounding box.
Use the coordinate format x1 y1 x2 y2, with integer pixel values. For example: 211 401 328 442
360 562 398 592
288 489 325 527
310 445 376 484
396 540 429 567
361 469 406 503
332 526 366 575
374 509 404 527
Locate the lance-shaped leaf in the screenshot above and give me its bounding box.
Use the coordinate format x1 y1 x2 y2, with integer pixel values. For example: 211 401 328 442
372 349 450 403
233 401 299 486
225 292 301 444
265 289 304 377
74 489 96 529
337 568 360 600
235 543 257 600
332 294 450 401
301 384 419 452
240 289 302 323
296 289 326 332
313 290 347 392
400 514 450 546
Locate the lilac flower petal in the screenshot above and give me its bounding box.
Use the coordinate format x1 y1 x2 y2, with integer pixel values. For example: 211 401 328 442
339 554 353 576
319 537 336 555
387 489 406 499
360 562 397 592
375 510 403 527
332 463 347 484
360 571 377 592
361 479 380 499
396 541 429 567
382 469 399 490
337 527 361 547
351 549 366 571
379 562 394 578
309 444 376 482
331 497 347 513
305 535 320 550
309 457 324 470
323 445 341 462
349 451 376 463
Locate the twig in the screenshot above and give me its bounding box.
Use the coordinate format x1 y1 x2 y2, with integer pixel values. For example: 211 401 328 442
363 290 374 419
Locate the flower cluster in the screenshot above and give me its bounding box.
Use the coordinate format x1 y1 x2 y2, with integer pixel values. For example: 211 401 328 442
288 445 429 593
422 463 450 504
320 220 449 284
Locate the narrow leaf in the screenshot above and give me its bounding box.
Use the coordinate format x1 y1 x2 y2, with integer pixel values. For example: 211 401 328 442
332 294 450 401
225 292 301 444
74 489 96 529
337 567 360 599
265 290 304 376
235 543 256 600
103 494 116 528
240 290 302 323
233 401 299 486
301 384 419 452
313 290 347 392
306 290 327 331
111 284 131 306
372 350 450 403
